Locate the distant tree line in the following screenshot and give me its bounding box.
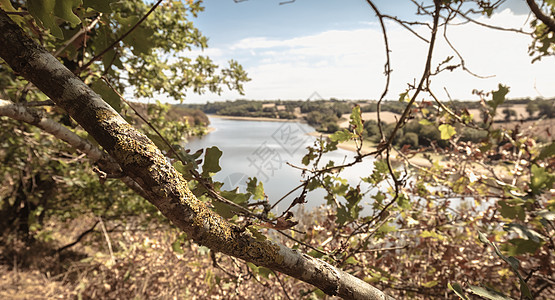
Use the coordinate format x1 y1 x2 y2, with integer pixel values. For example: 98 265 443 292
181 98 554 137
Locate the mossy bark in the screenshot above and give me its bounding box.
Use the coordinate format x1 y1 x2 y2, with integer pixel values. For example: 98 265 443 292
0 10 391 300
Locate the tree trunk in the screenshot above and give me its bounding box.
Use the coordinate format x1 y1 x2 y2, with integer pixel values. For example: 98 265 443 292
0 10 391 300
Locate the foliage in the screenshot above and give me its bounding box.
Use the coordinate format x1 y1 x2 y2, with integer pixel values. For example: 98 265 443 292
0 0 246 240
529 1 555 61
1 0 555 299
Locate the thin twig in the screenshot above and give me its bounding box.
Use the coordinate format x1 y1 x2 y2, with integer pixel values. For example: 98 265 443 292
273 271 292 300
365 0 392 144
382 15 430 43
98 216 115 263
275 230 328 256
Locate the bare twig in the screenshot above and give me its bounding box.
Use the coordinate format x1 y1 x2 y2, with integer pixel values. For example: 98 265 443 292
382 15 430 43
365 0 392 143
273 271 292 300
384 0 441 149
441 11 495 79
98 216 115 263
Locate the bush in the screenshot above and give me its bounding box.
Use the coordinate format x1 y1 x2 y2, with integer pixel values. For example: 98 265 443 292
419 125 441 146
460 127 488 143
398 132 419 148
323 122 340 133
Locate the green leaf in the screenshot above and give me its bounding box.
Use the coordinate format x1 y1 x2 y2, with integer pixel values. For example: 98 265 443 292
419 119 433 126
246 177 265 200
246 262 272 279
505 223 544 243
349 105 363 135
448 282 470 300
377 223 396 234
117 14 155 55
530 164 554 195
306 178 321 191
336 205 349 225
28 0 63 38
54 0 82 26
398 91 410 102
420 230 446 241
247 226 267 242
498 200 525 220
396 192 411 210
202 146 222 176
90 79 121 112
537 142 555 160
344 256 359 265
422 280 438 288
330 129 354 143
171 233 187 254
488 84 509 111
211 201 236 219
468 285 513 300
257 267 272 279
0 0 26 25
503 238 542 256
438 124 456 140
83 0 115 13
307 250 324 258
28 0 83 39
219 191 249 205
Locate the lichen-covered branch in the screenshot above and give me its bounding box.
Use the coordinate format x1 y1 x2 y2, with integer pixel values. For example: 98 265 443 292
0 10 392 300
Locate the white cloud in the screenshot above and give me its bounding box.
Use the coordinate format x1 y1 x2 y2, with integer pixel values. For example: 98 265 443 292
185 8 554 102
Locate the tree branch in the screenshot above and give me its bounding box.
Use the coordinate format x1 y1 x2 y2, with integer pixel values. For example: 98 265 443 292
526 0 555 33
0 9 392 300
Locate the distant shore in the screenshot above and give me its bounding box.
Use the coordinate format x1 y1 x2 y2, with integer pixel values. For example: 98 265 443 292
206 115 435 168
208 114 299 123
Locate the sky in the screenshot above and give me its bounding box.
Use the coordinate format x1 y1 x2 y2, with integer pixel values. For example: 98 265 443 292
179 0 554 103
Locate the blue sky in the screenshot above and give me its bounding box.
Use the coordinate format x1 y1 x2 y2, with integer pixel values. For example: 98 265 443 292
180 0 553 103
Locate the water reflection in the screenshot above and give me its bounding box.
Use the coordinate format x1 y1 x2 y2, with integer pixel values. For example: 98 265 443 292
186 117 376 212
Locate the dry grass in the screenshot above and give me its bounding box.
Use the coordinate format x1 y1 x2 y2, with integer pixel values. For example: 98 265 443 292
0 215 324 300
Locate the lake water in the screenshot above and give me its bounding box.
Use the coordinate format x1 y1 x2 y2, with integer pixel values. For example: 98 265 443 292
185 117 377 212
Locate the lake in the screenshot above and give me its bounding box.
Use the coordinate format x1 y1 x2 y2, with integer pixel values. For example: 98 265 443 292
185 117 377 212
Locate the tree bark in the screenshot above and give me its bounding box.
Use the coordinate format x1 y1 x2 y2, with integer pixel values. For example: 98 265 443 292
0 10 392 300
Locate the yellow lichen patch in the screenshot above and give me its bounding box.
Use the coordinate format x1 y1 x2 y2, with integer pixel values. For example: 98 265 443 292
95 108 119 124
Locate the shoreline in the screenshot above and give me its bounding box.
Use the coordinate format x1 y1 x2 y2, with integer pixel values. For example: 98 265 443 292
307 131 435 167
204 115 436 168
208 114 300 123
307 131 379 155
